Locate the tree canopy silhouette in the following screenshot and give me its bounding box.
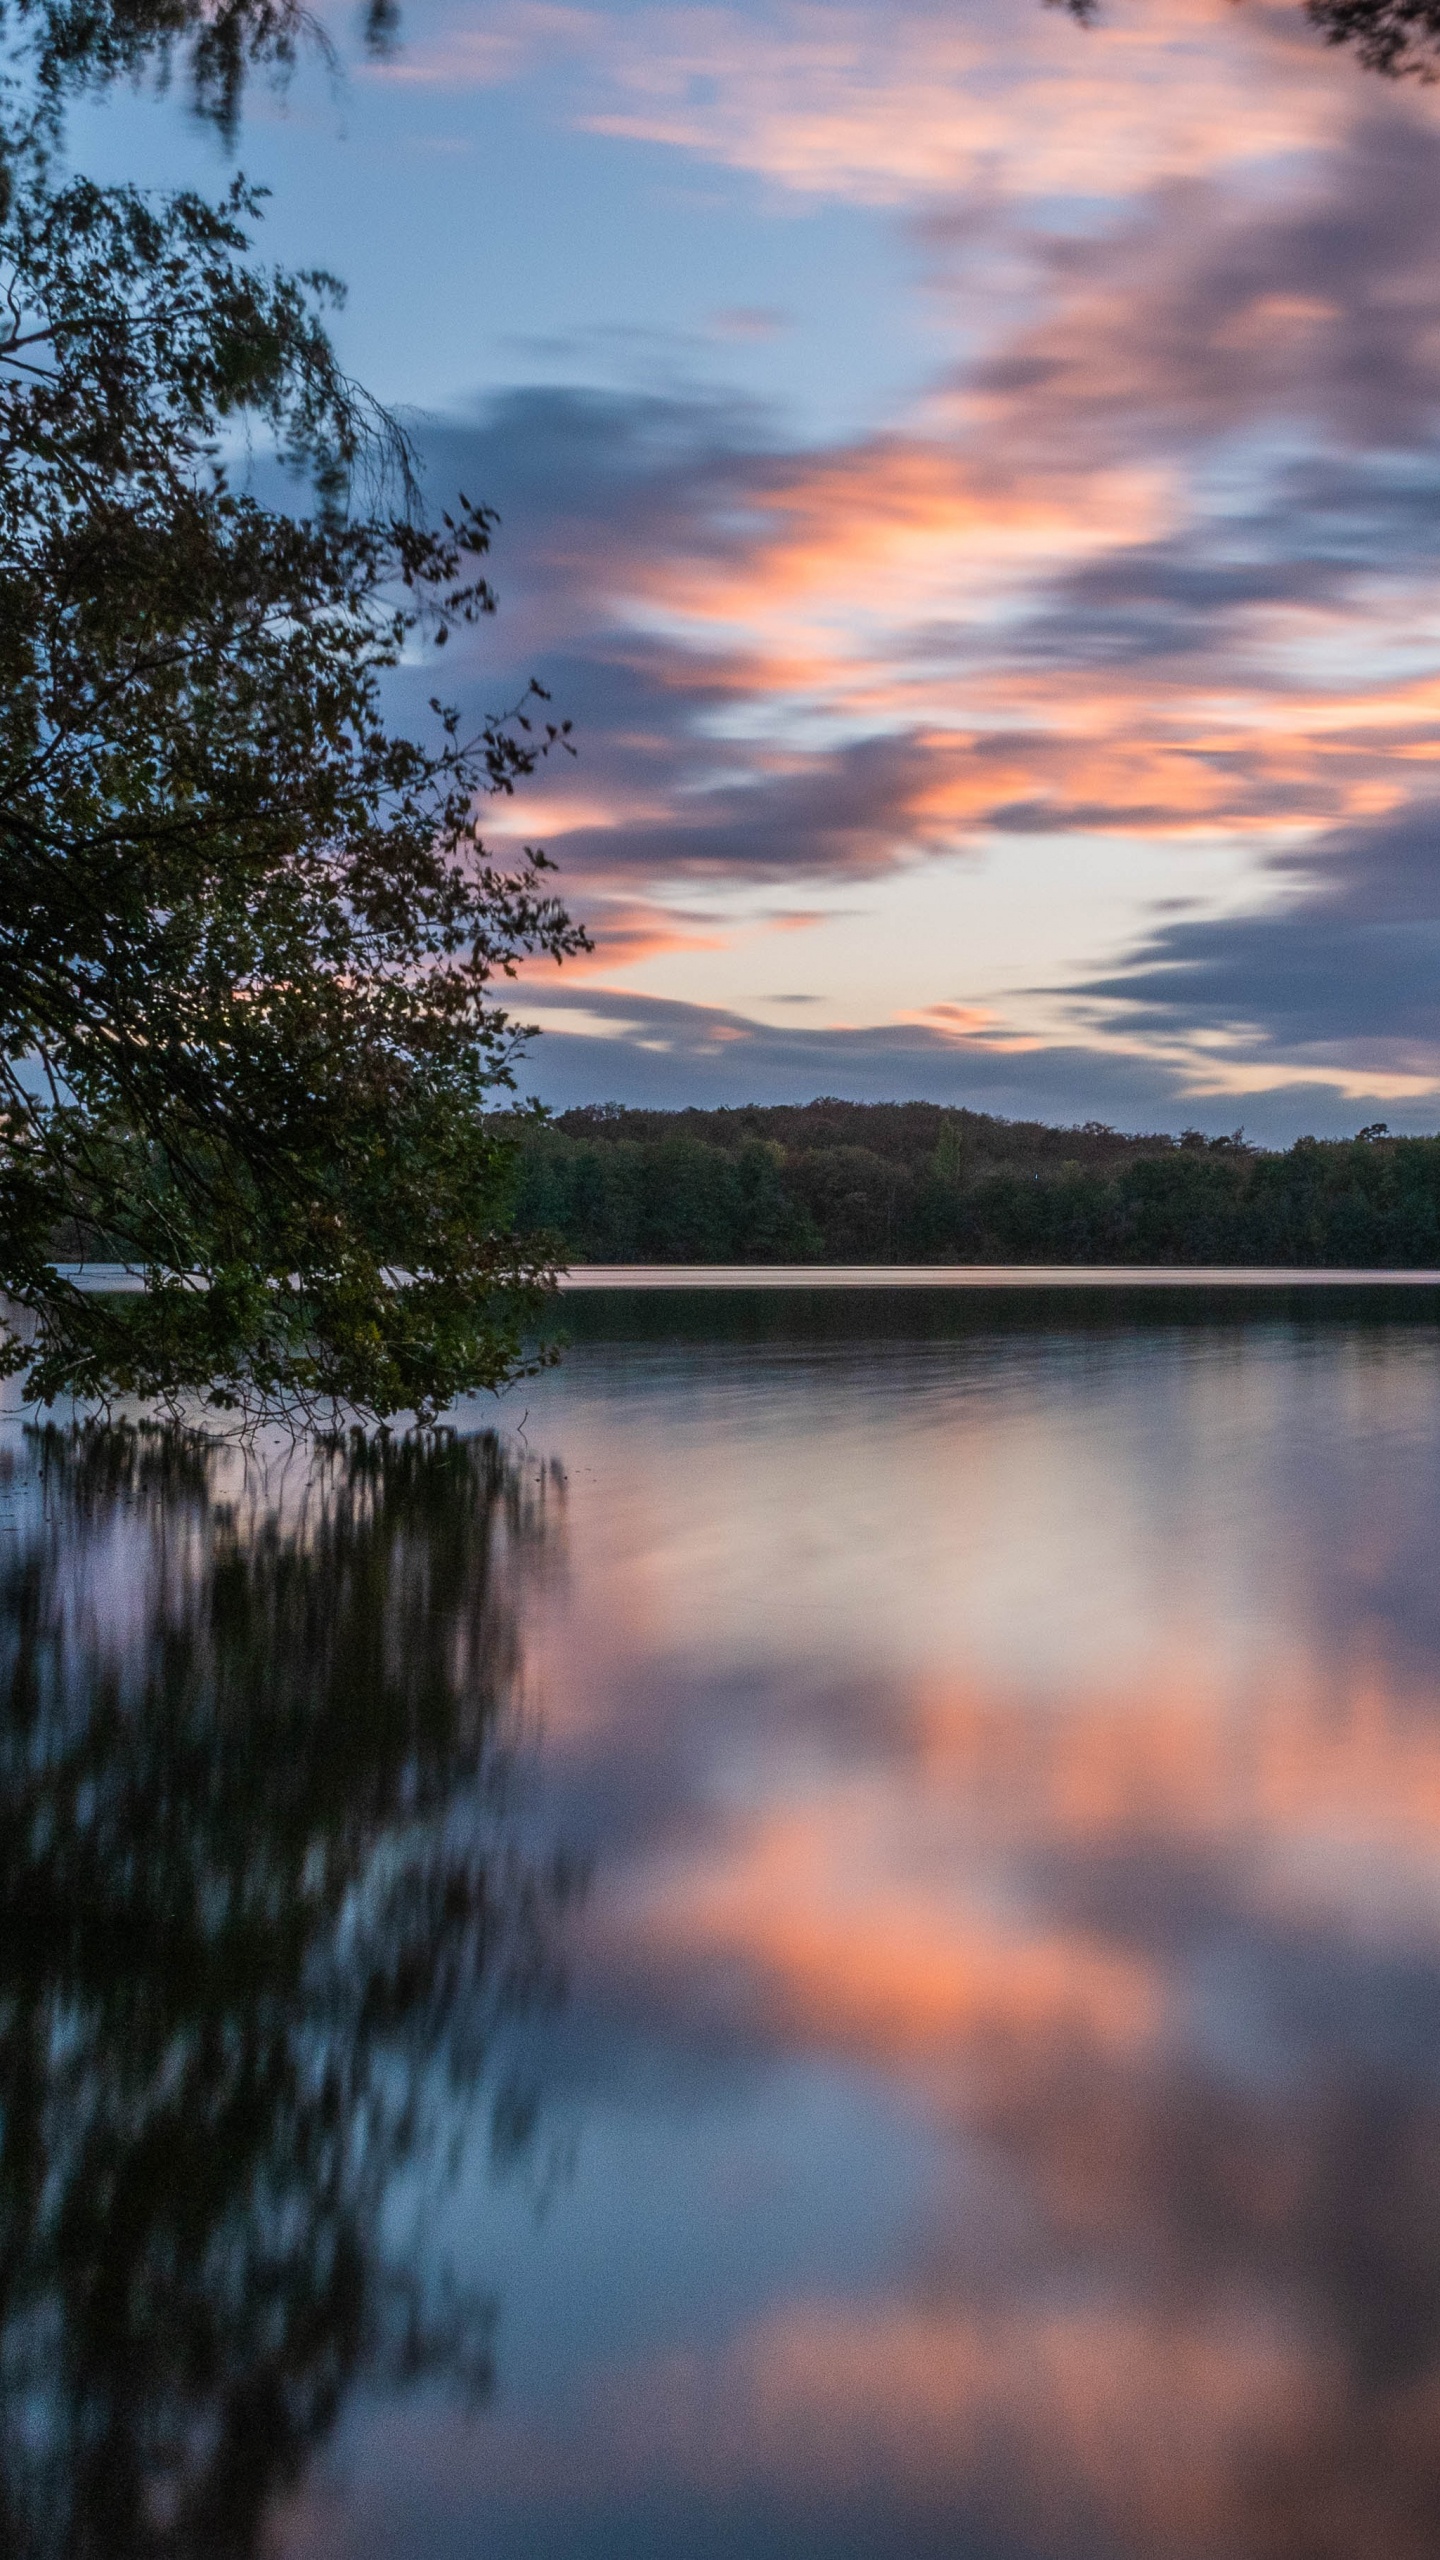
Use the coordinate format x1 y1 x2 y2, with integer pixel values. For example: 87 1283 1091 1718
0 0 586 1422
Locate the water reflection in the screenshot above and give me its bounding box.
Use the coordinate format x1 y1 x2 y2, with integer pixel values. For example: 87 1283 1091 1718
13 1311 1440 2557
293 1303 1440 2560
0 1425 571 2559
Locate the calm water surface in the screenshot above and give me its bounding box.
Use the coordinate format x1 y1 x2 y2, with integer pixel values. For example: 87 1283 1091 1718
8 1292 1440 2556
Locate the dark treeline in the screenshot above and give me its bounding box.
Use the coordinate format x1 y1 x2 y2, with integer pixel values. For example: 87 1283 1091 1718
507 1099 1440 1265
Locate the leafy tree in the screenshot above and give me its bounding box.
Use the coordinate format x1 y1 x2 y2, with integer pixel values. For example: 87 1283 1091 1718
0 4 586 1423
510 1102 1440 1268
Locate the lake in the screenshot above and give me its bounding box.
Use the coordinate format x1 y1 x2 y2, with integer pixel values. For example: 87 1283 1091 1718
7 1287 1440 2557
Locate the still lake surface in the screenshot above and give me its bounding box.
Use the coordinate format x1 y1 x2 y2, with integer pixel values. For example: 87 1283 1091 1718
8 1285 1440 2556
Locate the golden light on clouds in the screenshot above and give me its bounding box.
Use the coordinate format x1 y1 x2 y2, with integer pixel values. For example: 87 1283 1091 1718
374 0 1440 1117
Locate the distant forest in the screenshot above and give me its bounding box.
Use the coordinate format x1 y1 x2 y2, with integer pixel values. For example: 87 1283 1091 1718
506 1100 1440 1265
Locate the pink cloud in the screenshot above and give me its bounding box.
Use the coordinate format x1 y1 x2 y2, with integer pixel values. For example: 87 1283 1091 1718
401 23 1440 1104
375 0 1379 211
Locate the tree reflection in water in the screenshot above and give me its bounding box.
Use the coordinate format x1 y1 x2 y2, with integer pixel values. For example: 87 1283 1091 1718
0 1423 571 2559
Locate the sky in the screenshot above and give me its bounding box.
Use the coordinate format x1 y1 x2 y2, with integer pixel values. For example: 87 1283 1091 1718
68 0 1440 1137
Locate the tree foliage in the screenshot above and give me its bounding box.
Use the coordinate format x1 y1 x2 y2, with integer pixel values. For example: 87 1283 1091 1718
512 1101 1440 1268
0 7 586 1421
5 0 330 146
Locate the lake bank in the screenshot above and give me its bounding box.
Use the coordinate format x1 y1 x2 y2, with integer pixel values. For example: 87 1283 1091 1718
558 1262 1440 1288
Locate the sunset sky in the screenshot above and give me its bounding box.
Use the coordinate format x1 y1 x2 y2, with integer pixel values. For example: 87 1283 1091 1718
75 0 1440 1136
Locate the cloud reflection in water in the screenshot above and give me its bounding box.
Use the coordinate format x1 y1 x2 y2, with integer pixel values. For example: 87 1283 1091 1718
311 1300 1440 2559
12 1307 1440 2555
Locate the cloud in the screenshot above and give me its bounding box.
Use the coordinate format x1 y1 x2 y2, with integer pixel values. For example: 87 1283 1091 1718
371 45 1440 1123
963 110 1440 459
707 305 792 341
421 371 1440 918
507 982 1431 1133
1080 802 1440 1071
370 0 1370 212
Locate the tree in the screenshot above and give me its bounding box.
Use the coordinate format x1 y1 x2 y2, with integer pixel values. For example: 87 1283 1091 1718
0 8 587 1424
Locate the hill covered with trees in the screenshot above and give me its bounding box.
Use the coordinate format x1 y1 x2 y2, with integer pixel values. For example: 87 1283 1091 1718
507 1101 1440 1266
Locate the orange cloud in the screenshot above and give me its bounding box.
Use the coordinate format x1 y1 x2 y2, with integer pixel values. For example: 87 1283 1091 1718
409 14 1440 1100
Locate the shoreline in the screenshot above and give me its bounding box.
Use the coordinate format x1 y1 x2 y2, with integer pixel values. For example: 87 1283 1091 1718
47 1261 1440 1296
555 1264 1440 1290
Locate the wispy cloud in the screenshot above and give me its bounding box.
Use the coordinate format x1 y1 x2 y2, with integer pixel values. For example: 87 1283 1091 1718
378 7 1440 1121
371 0 1370 211
1078 801 1440 1076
